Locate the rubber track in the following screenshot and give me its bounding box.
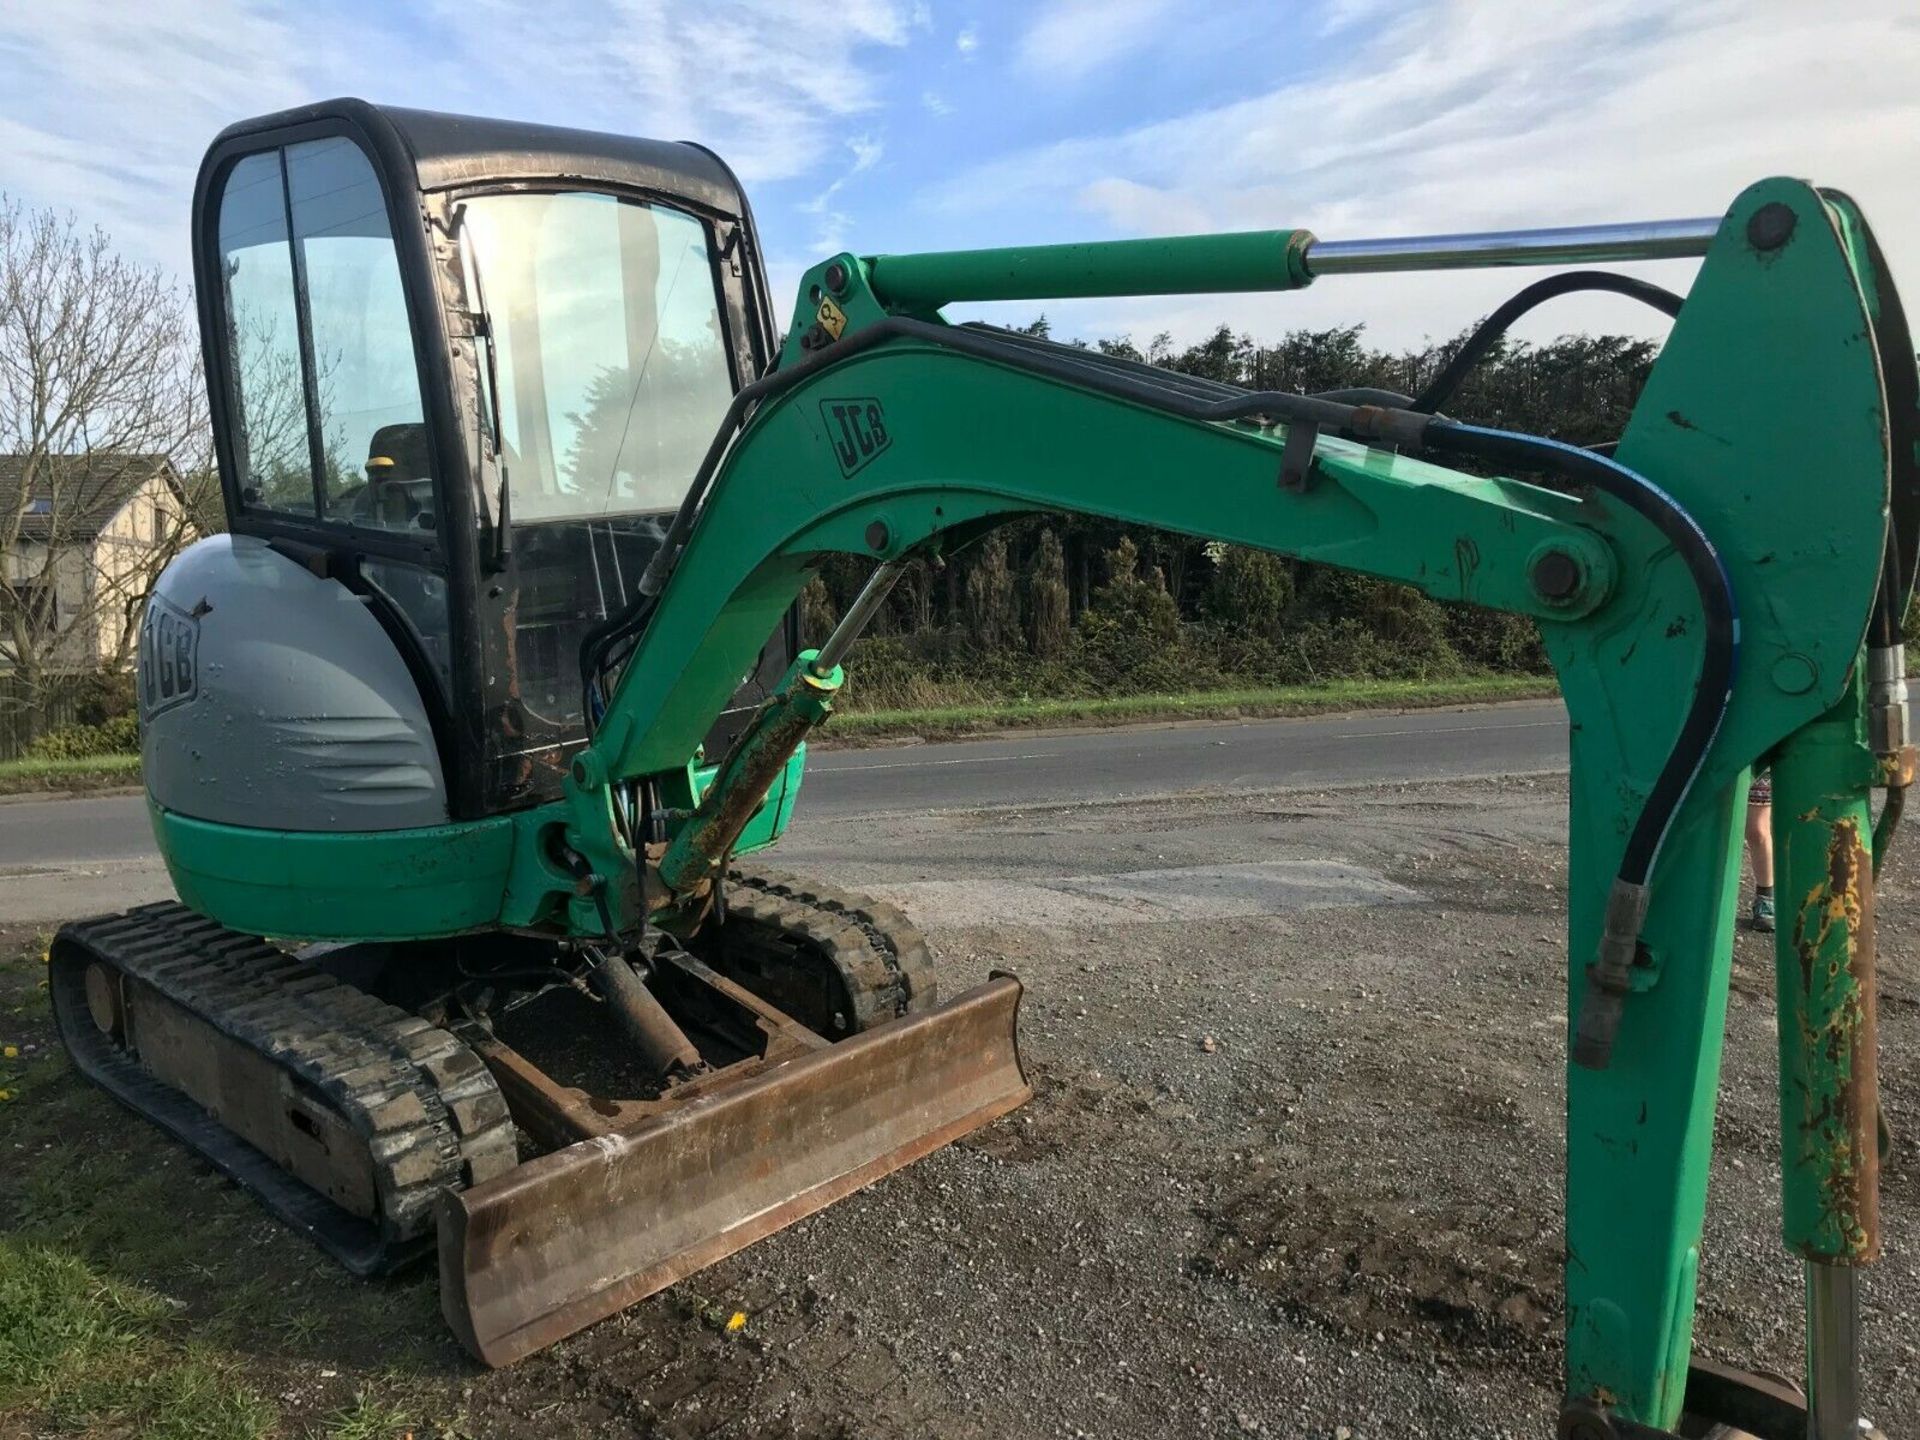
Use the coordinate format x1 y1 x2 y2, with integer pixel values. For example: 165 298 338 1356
49 902 517 1275
721 867 939 1032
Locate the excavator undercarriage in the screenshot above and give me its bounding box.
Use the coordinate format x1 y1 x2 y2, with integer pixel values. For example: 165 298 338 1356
51 872 1028 1366
45 96 1917 1436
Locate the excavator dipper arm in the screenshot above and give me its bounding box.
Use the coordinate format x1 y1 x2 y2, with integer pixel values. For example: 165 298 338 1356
543 178 1909 1434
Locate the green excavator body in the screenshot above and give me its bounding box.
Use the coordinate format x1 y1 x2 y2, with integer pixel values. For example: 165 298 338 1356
47 98 1914 1435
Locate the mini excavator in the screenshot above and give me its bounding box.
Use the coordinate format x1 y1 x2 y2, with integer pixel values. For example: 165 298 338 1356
49 100 1915 1437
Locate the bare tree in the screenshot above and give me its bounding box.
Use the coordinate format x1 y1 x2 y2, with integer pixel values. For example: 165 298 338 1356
0 197 210 737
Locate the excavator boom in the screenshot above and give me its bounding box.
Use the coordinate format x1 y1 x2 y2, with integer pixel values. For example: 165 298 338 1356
543 179 1907 1434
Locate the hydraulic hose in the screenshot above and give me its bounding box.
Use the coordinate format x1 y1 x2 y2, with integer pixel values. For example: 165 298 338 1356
1423 419 1739 1068
1411 271 1685 416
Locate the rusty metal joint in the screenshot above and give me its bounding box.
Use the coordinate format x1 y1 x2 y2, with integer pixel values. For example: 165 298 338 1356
1572 878 1649 1071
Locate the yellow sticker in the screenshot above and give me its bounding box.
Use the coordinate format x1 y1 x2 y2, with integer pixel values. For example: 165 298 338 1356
816 296 848 341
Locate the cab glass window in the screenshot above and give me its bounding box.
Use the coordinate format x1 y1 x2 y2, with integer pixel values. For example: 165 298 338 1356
217 151 312 515
214 137 432 533
459 192 733 522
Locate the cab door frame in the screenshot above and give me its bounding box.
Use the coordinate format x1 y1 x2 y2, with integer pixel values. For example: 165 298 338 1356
193 111 491 816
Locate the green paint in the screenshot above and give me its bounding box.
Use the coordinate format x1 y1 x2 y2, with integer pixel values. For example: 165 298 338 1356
1771 679 1882 1262
1545 181 1895 1425
862 228 1315 308
162 749 808 942
155 802 517 941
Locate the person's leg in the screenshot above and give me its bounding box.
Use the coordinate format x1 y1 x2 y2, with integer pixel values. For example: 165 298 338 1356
1747 771 1776 931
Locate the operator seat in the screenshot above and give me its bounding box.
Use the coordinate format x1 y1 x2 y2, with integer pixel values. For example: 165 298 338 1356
361 422 434 529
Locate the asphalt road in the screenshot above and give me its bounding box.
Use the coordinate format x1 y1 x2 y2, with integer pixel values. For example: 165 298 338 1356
0 700 1565 923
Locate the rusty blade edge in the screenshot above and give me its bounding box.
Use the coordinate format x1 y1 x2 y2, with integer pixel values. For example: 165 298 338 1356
438 975 1030 1366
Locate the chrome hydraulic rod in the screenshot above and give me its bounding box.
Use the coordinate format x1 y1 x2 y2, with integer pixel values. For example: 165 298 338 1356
1806 1261 1884 1439
810 557 913 677
1303 217 1718 275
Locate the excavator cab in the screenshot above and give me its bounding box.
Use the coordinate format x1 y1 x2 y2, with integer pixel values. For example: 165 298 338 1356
188 99 793 817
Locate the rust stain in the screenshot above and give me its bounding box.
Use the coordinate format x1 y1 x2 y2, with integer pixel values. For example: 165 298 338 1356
1788 814 1879 1258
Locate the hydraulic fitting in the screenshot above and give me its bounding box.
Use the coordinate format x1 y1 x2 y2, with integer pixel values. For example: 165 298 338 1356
1867 643 1909 762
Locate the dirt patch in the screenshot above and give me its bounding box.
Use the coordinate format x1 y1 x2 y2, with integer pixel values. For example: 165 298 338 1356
1187 1167 1562 1374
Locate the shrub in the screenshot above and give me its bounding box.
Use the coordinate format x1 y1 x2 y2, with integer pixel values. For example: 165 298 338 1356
24 713 139 760
1202 544 1292 640
1026 529 1071 660
68 670 137 727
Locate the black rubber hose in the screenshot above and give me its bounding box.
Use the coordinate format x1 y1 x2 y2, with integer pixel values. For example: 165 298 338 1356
1411 272 1685 416
1423 419 1739 886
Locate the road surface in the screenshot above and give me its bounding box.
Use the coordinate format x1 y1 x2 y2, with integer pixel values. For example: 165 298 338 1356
0 700 1565 924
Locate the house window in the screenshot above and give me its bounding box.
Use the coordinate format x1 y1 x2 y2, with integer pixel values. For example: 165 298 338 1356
25 498 50 516
19 581 56 632
151 500 165 540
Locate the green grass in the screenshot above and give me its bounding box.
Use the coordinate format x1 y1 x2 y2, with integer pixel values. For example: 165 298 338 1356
322 1391 420 1440
825 673 1560 742
0 1239 279 1438
0 751 141 796
0 934 452 1439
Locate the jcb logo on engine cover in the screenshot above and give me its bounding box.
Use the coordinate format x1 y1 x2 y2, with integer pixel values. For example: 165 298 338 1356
139 595 199 720
820 398 891 477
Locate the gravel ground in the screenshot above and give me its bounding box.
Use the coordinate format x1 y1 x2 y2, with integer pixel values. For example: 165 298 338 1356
462 772 1919 1437
7 770 1916 1438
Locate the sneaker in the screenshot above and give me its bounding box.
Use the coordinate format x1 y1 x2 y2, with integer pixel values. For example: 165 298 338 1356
1750 893 1776 933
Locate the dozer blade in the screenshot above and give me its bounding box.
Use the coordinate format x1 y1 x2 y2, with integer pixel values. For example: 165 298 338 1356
439 974 1029 1366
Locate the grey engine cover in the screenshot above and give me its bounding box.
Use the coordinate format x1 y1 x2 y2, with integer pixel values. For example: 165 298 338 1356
140 535 448 830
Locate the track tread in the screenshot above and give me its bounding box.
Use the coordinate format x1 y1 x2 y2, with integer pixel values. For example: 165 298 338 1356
714 868 939 1034
49 902 516 1275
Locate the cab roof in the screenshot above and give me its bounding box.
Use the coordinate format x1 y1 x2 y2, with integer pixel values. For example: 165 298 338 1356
203 96 750 218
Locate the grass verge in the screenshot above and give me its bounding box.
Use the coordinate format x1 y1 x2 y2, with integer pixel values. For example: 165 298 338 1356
0 929 460 1438
0 753 141 797
826 673 1559 743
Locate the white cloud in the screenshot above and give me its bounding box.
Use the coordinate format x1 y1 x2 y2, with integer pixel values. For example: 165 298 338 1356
1017 0 1176 81
928 0 1920 348
444 0 914 184
1076 177 1211 236
0 0 922 275
955 26 979 57
795 132 889 259
1317 0 1409 35
922 89 954 116
0 0 318 266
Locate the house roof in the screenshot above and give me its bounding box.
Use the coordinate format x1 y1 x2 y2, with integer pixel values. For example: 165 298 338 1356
0 454 181 541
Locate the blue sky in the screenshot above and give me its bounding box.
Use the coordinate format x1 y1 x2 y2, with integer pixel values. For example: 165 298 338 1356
3 0 1917 349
